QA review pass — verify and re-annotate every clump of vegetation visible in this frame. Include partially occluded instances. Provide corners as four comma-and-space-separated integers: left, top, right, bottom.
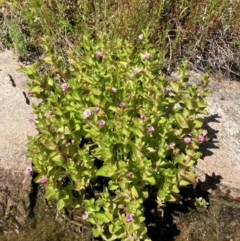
0, 0, 238, 240
20, 31, 210, 240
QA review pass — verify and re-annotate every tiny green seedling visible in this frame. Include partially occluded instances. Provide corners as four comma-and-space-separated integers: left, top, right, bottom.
195, 197, 209, 208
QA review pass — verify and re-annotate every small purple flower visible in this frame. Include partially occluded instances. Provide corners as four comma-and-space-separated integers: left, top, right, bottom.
140, 114, 145, 120
82, 211, 89, 220
197, 92, 202, 97
98, 119, 105, 126
138, 34, 144, 40
119, 102, 126, 109
144, 52, 150, 59
28, 92, 34, 97
41, 176, 48, 184
25, 166, 32, 174
111, 87, 117, 93
134, 67, 141, 74
184, 137, 191, 144
197, 134, 204, 142
126, 213, 133, 222
61, 83, 69, 91
95, 50, 102, 57
83, 109, 91, 118
147, 126, 155, 133
127, 172, 132, 177
168, 142, 175, 149
28, 118, 34, 124
128, 73, 134, 78
93, 107, 99, 113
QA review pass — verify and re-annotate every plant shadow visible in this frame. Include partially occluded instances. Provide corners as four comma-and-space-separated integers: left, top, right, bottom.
145, 171, 222, 241
196, 113, 221, 158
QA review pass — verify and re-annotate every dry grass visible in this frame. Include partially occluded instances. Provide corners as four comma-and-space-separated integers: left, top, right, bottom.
1, 0, 240, 79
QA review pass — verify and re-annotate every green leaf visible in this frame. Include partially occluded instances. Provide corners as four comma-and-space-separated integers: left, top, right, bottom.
95, 212, 111, 223
89, 87, 101, 95
179, 170, 196, 186
127, 222, 139, 234
29, 85, 44, 93
108, 106, 118, 112
87, 217, 96, 225
57, 199, 65, 210
89, 95, 100, 106
159, 117, 167, 124
50, 153, 63, 165
109, 223, 121, 234
108, 180, 119, 190
45, 189, 57, 199
118, 160, 127, 168
192, 119, 203, 128
129, 126, 143, 138
143, 175, 156, 185
131, 186, 139, 198
193, 151, 202, 159
197, 101, 208, 108
46, 76, 54, 86
93, 227, 104, 237
42, 141, 56, 151
183, 108, 190, 119
184, 98, 193, 110
175, 113, 188, 128
96, 164, 116, 178
170, 81, 179, 92
179, 178, 191, 186
105, 212, 113, 221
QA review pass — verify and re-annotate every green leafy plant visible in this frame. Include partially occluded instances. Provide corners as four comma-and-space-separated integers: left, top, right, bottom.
20, 31, 210, 240
195, 197, 209, 208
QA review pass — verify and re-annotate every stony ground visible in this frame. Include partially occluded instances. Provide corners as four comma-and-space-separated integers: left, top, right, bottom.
0, 50, 36, 231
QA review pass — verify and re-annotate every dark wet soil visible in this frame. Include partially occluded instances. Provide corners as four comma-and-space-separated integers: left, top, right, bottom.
146, 184, 240, 241
1, 182, 240, 241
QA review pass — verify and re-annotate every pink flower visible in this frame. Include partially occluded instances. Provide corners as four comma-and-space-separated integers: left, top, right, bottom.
138, 34, 144, 40
93, 107, 99, 113
144, 52, 150, 59
95, 50, 102, 57
25, 166, 32, 174
184, 137, 191, 144
126, 213, 133, 222
147, 126, 154, 133
197, 134, 204, 142
168, 142, 175, 149
197, 92, 202, 97
127, 172, 132, 177
41, 176, 48, 184
82, 211, 89, 220
140, 114, 145, 120
128, 73, 134, 78
134, 67, 141, 74
98, 119, 105, 126
61, 83, 68, 91
28, 118, 34, 124
119, 102, 126, 109
83, 109, 91, 118
28, 92, 34, 97
111, 87, 117, 93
